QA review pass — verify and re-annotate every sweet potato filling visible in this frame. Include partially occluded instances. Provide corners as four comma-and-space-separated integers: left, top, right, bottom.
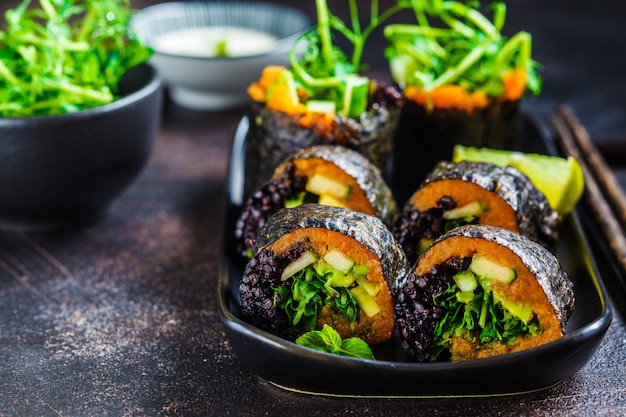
417, 235, 563, 360
275, 157, 376, 216
410, 178, 520, 233
267, 228, 395, 344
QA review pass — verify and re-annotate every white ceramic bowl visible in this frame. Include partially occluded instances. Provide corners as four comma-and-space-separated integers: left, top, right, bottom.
131, 1, 311, 111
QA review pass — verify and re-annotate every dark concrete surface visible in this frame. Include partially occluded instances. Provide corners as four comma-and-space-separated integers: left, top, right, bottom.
0, 1, 624, 415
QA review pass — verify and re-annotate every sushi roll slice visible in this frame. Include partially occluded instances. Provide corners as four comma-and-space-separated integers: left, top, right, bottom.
394, 224, 575, 362
239, 204, 409, 344
392, 161, 560, 265
235, 145, 398, 258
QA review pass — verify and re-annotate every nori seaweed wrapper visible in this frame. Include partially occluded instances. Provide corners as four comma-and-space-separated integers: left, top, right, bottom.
244, 84, 403, 198
234, 145, 398, 257
394, 224, 575, 361
393, 160, 560, 265
239, 204, 410, 341
392, 97, 520, 192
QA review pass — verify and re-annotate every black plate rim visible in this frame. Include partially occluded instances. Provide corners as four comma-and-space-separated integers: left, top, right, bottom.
218, 113, 613, 397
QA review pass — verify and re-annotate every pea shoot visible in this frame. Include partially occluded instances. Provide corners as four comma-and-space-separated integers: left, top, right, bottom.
384, 0, 542, 102
0, 0, 153, 117
288, 0, 404, 118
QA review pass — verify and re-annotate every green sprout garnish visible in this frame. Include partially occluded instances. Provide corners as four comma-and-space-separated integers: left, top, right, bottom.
384, 0, 542, 98
430, 269, 541, 361
0, 0, 153, 117
287, 0, 404, 117
272, 263, 361, 336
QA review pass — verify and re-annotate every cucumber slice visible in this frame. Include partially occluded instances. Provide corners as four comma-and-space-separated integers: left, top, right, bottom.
469, 254, 516, 284
453, 270, 478, 292
323, 249, 355, 273
306, 173, 350, 199
360, 280, 381, 297
351, 264, 370, 276
455, 291, 475, 304
281, 250, 318, 281
442, 200, 485, 220
342, 76, 369, 118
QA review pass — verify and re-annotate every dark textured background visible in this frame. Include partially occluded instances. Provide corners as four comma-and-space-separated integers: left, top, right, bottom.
0, 1, 625, 415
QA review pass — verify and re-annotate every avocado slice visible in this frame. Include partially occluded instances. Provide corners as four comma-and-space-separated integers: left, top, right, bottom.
306, 173, 350, 199
349, 285, 381, 317
442, 200, 485, 220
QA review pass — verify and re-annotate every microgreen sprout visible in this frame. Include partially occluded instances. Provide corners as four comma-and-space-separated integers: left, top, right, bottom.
384, 0, 542, 97
0, 0, 153, 117
288, 0, 404, 116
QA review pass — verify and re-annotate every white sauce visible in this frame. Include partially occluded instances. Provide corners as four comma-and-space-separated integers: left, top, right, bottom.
152, 27, 278, 58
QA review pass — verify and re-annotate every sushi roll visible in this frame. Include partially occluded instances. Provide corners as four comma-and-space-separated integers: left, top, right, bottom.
244, 82, 402, 197
243, 0, 405, 196
384, 1, 542, 185
394, 224, 575, 362
392, 161, 560, 265
235, 145, 398, 258
239, 204, 409, 344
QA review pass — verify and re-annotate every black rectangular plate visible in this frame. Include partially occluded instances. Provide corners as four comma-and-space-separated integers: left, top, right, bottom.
218, 113, 612, 397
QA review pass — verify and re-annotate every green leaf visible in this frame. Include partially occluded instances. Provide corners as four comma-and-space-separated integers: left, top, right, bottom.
294, 329, 327, 350
295, 325, 375, 360
321, 323, 343, 348
340, 337, 376, 360
431, 267, 542, 360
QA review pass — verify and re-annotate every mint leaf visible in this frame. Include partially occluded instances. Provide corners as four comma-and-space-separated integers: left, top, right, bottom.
340, 337, 375, 360
296, 324, 375, 360
321, 323, 343, 350
294, 330, 326, 350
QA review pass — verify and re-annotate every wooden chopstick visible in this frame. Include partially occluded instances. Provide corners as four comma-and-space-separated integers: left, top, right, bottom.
557, 105, 626, 229
550, 105, 626, 275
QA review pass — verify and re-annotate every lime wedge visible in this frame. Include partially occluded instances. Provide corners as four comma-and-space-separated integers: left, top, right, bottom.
452, 145, 585, 216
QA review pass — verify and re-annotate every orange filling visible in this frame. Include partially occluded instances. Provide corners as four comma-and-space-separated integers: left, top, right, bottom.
410, 179, 520, 233
273, 157, 376, 216
247, 65, 336, 135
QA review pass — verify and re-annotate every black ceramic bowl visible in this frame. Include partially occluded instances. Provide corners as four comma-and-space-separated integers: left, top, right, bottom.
0, 64, 163, 232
